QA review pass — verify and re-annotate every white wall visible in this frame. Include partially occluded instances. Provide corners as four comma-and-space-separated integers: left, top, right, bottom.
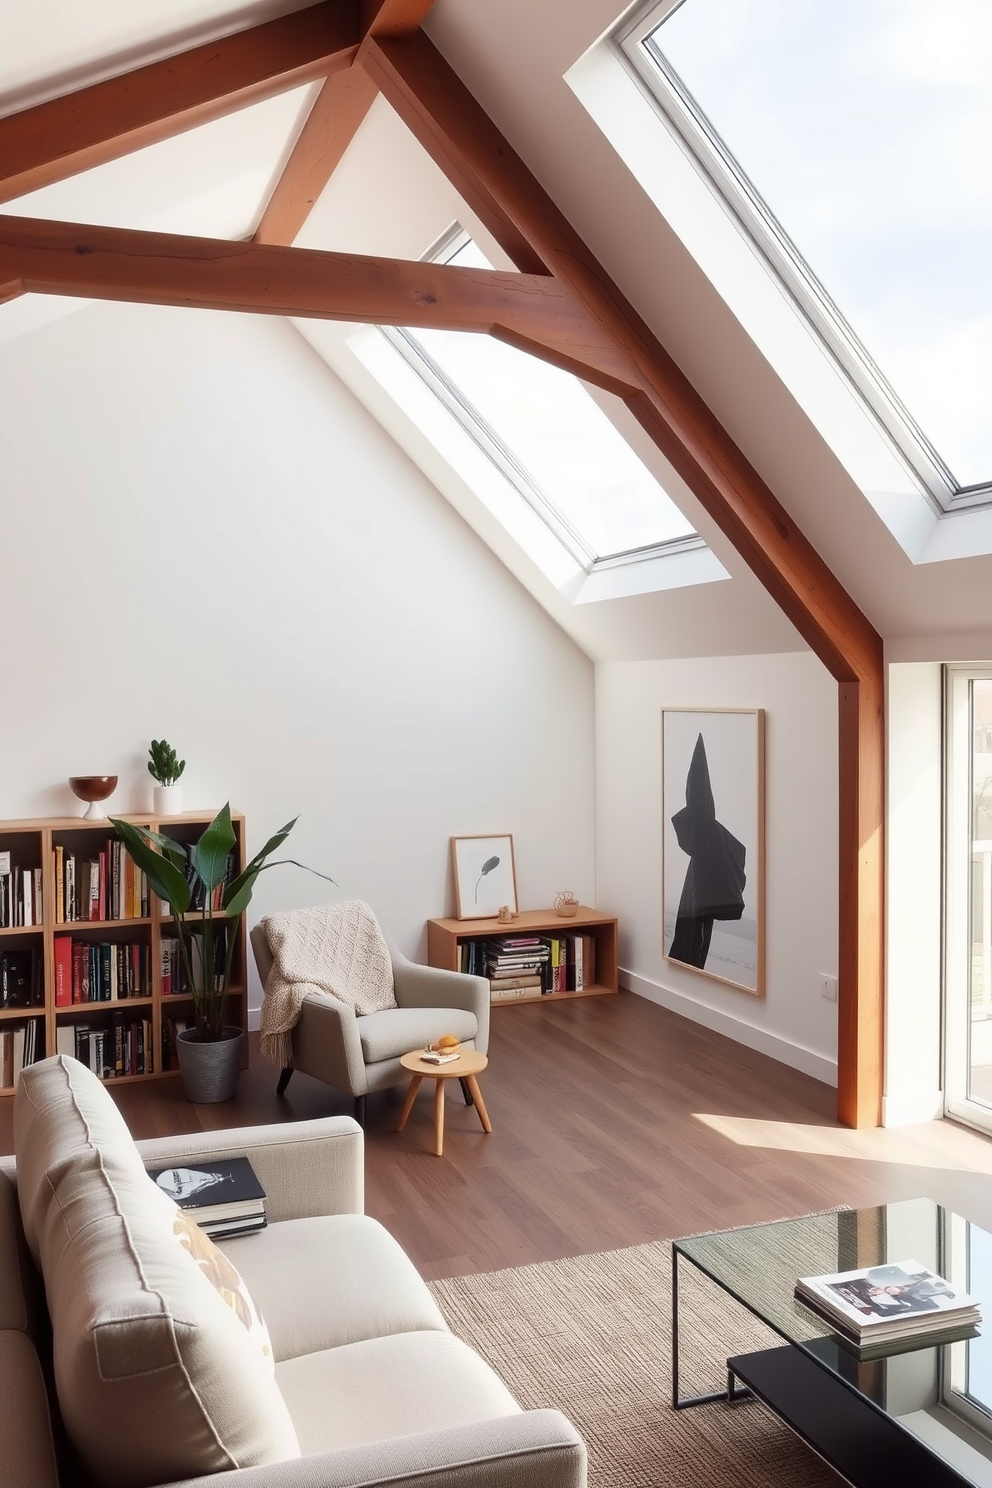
596, 652, 839, 1083
885, 662, 943, 1125
0, 300, 595, 1015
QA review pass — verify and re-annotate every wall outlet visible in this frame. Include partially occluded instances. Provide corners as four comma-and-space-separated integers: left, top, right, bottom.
819, 974, 838, 1002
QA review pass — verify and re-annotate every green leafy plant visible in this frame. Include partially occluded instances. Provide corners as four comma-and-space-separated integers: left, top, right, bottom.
148, 739, 186, 787
111, 805, 334, 1042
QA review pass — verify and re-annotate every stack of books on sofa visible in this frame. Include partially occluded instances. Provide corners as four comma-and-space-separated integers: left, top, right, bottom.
795, 1260, 980, 1356
148, 1156, 266, 1238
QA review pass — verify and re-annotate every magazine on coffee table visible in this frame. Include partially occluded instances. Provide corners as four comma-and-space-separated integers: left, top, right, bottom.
795, 1260, 980, 1343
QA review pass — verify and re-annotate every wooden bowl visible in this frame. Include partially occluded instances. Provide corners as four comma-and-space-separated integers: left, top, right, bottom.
68, 775, 118, 818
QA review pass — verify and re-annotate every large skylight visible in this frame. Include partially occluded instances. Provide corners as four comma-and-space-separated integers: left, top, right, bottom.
388, 235, 696, 566
630, 0, 992, 494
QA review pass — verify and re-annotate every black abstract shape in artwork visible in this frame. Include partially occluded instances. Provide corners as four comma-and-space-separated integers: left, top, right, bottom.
475, 855, 500, 903
669, 733, 746, 969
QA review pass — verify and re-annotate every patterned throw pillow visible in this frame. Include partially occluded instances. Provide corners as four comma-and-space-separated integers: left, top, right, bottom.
172, 1209, 274, 1372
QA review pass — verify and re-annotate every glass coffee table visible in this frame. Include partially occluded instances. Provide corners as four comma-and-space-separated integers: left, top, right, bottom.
673, 1198, 992, 1487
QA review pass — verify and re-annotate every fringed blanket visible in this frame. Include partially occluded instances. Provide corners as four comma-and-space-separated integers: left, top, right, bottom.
258, 901, 395, 1068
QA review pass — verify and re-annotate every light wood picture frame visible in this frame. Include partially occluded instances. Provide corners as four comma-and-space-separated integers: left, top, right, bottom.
451, 834, 518, 920
662, 708, 765, 996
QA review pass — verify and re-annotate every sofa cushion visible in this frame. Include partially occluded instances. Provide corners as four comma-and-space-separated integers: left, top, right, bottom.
276, 1330, 521, 1455
358, 1006, 478, 1063
17, 1057, 300, 1488
221, 1213, 447, 1360
0, 1330, 60, 1488
14, 1050, 136, 1264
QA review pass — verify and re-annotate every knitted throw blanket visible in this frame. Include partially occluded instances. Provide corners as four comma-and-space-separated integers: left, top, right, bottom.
258, 901, 396, 1068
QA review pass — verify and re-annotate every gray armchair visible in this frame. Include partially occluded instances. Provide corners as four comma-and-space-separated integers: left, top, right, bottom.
251, 923, 490, 1124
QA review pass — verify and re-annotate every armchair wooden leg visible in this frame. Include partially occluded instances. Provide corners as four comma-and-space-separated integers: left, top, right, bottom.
459, 1077, 474, 1107
354, 1094, 367, 1127
276, 1067, 294, 1096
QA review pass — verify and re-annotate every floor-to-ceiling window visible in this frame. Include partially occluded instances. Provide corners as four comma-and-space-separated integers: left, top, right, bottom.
945, 667, 992, 1132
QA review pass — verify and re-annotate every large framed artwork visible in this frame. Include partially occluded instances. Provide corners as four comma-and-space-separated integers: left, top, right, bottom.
662, 708, 765, 995
451, 834, 518, 920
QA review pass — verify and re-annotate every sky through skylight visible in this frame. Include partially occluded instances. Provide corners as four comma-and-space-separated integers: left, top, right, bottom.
402, 238, 695, 561
646, 0, 992, 489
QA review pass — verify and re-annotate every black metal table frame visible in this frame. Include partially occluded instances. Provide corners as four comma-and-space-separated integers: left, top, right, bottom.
670, 1237, 972, 1488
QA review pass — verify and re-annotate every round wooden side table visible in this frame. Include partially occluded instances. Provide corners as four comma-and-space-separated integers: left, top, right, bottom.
395, 1048, 492, 1157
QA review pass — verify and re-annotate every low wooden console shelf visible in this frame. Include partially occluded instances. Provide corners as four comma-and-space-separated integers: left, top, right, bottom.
0, 811, 247, 1095
427, 907, 618, 1006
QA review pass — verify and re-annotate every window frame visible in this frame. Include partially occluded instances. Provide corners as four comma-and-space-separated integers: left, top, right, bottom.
379, 222, 707, 576
614, 0, 992, 514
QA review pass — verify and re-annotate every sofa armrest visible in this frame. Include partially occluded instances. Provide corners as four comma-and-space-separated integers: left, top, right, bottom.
134, 1117, 363, 1223
392, 955, 491, 1056
161, 1410, 585, 1488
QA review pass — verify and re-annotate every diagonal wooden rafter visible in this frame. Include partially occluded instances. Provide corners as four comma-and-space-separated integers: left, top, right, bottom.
359, 32, 885, 1126
0, 216, 630, 378
253, 1, 437, 247
360, 1, 439, 39
253, 67, 378, 246
0, 1, 360, 206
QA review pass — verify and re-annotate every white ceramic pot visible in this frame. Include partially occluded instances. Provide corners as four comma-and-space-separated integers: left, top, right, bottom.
153, 783, 183, 816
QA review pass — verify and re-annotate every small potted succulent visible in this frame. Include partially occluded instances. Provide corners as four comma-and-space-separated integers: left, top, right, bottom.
148, 739, 185, 816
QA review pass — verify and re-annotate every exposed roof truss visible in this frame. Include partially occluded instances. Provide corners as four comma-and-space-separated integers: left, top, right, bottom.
0, 2, 885, 1127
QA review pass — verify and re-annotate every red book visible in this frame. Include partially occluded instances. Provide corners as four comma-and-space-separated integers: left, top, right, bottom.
54, 937, 72, 1007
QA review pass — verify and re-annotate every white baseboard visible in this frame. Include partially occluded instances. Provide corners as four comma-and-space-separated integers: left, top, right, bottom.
881, 1087, 943, 1127
622, 968, 838, 1087
247, 1006, 261, 1033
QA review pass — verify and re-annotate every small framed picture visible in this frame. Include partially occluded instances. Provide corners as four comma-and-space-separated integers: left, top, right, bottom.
451, 835, 518, 920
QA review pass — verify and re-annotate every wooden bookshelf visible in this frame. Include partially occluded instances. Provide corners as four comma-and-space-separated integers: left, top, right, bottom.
427, 907, 618, 1006
0, 811, 247, 1095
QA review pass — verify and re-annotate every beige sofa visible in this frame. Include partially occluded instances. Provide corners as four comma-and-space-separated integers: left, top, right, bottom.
0, 1056, 586, 1488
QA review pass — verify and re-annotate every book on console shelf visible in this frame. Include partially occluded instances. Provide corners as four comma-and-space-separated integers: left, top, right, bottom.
147, 1156, 266, 1239
795, 1260, 980, 1349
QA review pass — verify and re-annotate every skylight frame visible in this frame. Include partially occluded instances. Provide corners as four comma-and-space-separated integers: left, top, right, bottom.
378, 223, 706, 575
614, 0, 992, 515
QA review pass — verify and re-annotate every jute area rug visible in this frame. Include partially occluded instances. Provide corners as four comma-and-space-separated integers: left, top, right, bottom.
430, 1241, 841, 1488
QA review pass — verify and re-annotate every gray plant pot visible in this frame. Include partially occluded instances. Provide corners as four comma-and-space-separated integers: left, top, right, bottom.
176, 1027, 244, 1103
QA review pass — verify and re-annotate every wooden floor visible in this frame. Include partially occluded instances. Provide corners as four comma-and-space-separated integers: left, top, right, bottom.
6, 992, 992, 1282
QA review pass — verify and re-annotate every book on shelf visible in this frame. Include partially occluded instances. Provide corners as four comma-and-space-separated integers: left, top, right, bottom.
55, 936, 151, 1004
160, 924, 228, 995
148, 1156, 266, 1238
51, 838, 148, 924
0, 1019, 42, 1089
490, 983, 539, 1001
59, 1013, 153, 1080
0, 947, 44, 1008
795, 1260, 980, 1347
0, 853, 44, 928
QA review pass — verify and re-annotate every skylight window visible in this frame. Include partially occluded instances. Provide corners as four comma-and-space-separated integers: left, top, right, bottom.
622, 0, 992, 500
384, 233, 697, 568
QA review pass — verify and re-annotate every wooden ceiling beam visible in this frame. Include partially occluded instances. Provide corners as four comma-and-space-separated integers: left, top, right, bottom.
0, 2, 360, 205
360, 1, 439, 40
252, 0, 437, 248
253, 67, 378, 247
0, 216, 613, 357
362, 32, 884, 1127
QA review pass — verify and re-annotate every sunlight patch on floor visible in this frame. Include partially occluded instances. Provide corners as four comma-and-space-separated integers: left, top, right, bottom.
693, 1113, 992, 1172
